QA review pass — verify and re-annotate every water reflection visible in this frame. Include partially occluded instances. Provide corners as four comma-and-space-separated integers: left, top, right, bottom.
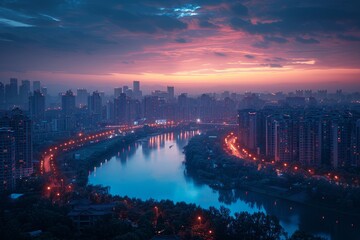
89, 131, 360, 240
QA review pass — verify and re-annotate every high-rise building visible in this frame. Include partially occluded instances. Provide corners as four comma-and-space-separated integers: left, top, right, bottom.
29, 91, 45, 121
106, 100, 114, 121
330, 113, 353, 168
238, 110, 258, 151
178, 93, 190, 121
114, 93, 127, 123
0, 128, 15, 193
61, 90, 76, 131
5, 78, 18, 105
33, 81, 41, 92
198, 94, 215, 122
133, 81, 140, 93
351, 119, 360, 167
62, 90, 76, 115
114, 87, 122, 98
266, 114, 294, 162
167, 86, 174, 100
123, 85, 129, 93
19, 80, 31, 107
133, 81, 142, 100
76, 88, 88, 108
41, 87, 47, 96
0, 81, 4, 109
88, 91, 102, 114
299, 116, 320, 165
143, 96, 160, 121
0, 109, 33, 178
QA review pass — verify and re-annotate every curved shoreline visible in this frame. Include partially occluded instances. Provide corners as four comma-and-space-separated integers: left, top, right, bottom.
61, 130, 360, 218
183, 133, 360, 218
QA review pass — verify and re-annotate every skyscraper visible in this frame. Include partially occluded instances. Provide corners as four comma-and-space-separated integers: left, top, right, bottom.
123, 85, 129, 93
29, 91, 45, 121
41, 87, 48, 96
88, 91, 102, 115
133, 81, 142, 100
19, 80, 31, 107
0, 81, 4, 109
114, 87, 122, 98
76, 88, 88, 108
33, 81, 41, 92
62, 90, 76, 115
143, 96, 160, 121
238, 110, 258, 151
0, 128, 15, 193
0, 109, 33, 178
133, 81, 140, 93
114, 93, 127, 123
167, 86, 174, 100
5, 78, 18, 105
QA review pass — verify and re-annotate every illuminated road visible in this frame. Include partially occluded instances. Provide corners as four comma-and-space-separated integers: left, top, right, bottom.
40, 122, 184, 199
223, 132, 359, 188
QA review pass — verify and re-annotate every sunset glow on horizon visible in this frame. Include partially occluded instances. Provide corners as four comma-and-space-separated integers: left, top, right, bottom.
0, 0, 359, 92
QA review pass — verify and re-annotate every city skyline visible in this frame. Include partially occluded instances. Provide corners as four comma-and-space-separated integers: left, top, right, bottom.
0, 2, 360, 239
0, 0, 359, 92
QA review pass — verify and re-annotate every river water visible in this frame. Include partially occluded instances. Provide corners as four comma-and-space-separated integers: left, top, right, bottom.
88, 131, 360, 240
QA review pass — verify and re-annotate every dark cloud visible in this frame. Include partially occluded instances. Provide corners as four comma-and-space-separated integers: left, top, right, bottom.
265, 57, 287, 62
261, 63, 283, 68
230, 2, 248, 16
0, 0, 359, 75
244, 54, 255, 59
109, 10, 187, 33
198, 20, 218, 29
295, 37, 320, 44
175, 38, 187, 43
230, 2, 360, 38
337, 34, 360, 42
264, 36, 288, 44
1, 0, 65, 11
214, 52, 227, 57
252, 41, 269, 49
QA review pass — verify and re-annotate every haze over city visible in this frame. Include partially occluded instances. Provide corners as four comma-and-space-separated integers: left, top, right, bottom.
1, 1, 360, 240
0, 0, 360, 93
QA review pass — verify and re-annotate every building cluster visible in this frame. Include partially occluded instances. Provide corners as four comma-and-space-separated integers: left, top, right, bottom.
1, 79, 238, 143
238, 107, 360, 168
0, 78, 46, 111
0, 109, 32, 193
1, 77, 359, 193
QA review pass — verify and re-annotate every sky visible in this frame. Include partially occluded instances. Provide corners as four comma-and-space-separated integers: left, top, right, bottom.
0, 0, 360, 93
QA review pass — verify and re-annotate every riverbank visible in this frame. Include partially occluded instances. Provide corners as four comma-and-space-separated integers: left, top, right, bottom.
184, 132, 360, 217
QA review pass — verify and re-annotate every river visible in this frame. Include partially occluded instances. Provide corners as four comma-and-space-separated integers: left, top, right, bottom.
88, 131, 360, 240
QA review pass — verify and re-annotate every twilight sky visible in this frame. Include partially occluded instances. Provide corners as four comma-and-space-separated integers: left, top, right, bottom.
0, 0, 360, 93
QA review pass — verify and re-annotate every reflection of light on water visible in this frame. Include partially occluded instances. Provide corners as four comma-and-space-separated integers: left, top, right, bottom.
90, 130, 356, 240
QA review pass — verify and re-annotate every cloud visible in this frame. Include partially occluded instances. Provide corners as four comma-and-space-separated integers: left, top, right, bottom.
244, 54, 255, 59
175, 38, 187, 43
295, 37, 320, 44
214, 52, 227, 57
264, 36, 288, 44
252, 41, 269, 49
229, 2, 360, 36
338, 34, 360, 42
261, 63, 283, 68
0, 0, 359, 77
230, 2, 248, 16
198, 20, 218, 28
0, 17, 33, 27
